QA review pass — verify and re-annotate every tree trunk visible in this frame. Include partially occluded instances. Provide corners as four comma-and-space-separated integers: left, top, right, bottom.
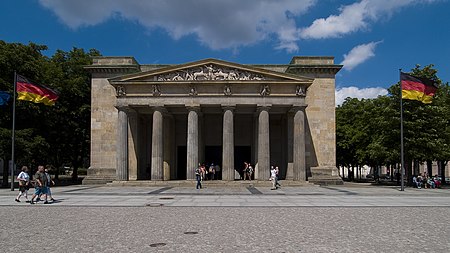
445, 161, 449, 184
426, 160, 432, 177
2, 160, 8, 188
351, 165, 355, 182
356, 165, 359, 180
413, 159, 420, 177
71, 155, 82, 182
405, 159, 413, 186
390, 164, 394, 182
438, 160, 447, 184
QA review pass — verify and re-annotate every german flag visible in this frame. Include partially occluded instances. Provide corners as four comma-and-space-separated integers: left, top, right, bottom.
401, 72, 438, 104
16, 75, 59, 106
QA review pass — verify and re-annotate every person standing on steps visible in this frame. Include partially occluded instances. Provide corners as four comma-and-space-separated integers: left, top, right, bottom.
195, 165, 202, 189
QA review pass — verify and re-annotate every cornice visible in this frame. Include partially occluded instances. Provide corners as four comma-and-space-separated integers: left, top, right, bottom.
286, 65, 343, 75
84, 65, 141, 74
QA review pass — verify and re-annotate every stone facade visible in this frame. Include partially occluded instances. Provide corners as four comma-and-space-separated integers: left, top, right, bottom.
83, 57, 342, 185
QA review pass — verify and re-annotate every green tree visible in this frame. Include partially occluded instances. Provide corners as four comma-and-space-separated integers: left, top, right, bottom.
0, 40, 100, 185
0, 41, 51, 185
45, 48, 100, 181
336, 64, 449, 185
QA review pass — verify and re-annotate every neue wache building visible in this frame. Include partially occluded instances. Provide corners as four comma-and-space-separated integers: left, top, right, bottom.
83, 56, 343, 185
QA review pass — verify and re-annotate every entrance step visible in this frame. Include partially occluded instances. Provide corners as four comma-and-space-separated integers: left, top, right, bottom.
107, 180, 314, 187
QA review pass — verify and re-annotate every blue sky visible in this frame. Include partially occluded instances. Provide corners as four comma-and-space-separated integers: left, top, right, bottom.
1, 0, 449, 105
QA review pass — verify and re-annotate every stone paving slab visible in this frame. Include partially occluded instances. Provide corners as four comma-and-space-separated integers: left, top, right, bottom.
1, 206, 449, 253
1, 184, 450, 207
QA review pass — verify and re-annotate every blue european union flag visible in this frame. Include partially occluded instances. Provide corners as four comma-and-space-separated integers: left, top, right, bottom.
0, 91, 11, 106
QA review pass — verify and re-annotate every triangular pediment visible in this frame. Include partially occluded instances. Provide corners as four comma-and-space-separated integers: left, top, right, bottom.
109, 58, 313, 83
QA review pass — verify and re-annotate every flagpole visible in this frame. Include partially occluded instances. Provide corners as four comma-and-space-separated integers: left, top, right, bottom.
10, 71, 17, 191
400, 69, 405, 191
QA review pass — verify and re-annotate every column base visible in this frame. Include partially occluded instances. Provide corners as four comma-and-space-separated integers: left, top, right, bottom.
308, 166, 344, 186
82, 167, 116, 185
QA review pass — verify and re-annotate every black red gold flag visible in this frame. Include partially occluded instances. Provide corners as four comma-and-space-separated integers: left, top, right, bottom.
401, 72, 438, 104
16, 75, 59, 106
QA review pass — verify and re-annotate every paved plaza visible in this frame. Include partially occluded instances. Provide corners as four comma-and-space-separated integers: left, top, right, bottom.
1, 183, 449, 252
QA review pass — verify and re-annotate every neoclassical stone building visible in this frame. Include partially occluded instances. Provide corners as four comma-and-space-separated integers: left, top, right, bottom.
83, 56, 342, 184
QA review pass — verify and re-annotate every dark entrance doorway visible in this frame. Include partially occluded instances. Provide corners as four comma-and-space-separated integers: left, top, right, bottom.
234, 146, 251, 180
204, 146, 222, 180
177, 146, 187, 180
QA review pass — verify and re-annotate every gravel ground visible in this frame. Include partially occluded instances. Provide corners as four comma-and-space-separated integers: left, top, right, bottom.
1, 206, 449, 253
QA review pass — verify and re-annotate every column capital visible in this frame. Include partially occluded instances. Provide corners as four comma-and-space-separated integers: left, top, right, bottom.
222, 105, 235, 112
288, 105, 307, 114
186, 105, 201, 112
256, 105, 271, 114
186, 106, 202, 117
115, 105, 136, 114
150, 106, 168, 114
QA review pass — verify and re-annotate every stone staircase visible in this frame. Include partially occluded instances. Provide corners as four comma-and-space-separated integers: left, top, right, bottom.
107, 180, 314, 187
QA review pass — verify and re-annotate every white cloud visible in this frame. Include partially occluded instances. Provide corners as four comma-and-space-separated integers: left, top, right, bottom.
335, 86, 388, 106
300, 0, 437, 39
341, 41, 382, 70
38, 0, 438, 51
38, 0, 315, 51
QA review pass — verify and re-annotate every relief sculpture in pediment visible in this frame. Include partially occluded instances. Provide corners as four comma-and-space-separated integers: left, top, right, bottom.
155, 64, 266, 81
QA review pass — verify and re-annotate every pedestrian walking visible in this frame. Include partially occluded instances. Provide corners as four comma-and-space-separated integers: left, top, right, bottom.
30, 165, 48, 204
195, 165, 202, 189
275, 166, 281, 188
270, 166, 278, 190
44, 167, 55, 201
247, 163, 254, 181
200, 163, 206, 181
15, 166, 30, 202
243, 162, 249, 180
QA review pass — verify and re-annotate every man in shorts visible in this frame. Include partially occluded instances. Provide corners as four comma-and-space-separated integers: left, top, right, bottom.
15, 166, 30, 202
30, 165, 48, 204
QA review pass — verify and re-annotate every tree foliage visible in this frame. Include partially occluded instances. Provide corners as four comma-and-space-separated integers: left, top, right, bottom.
337, 64, 450, 182
0, 40, 100, 183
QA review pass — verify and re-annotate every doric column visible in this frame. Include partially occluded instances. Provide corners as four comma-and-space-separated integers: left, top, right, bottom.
256, 106, 270, 180
186, 107, 200, 180
222, 107, 234, 181
116, 107, 129, 181
128, 109, 138, 181
286, 112, 294, 180
163, 114, 174, 181
198, 114, 204, 168
151, 107, 164, 180
293, 108, 306, 181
